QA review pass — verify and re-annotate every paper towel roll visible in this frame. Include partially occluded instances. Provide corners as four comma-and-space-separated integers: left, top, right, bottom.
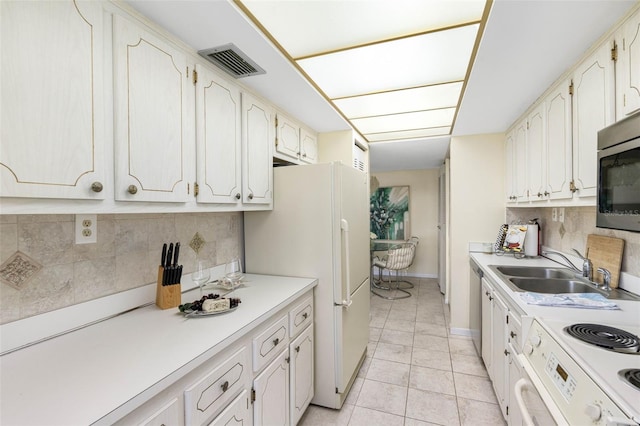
525, 224, 539, 257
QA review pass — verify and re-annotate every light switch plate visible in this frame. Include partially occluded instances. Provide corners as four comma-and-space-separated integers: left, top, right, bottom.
552, 208, 558, 222
558, 208, 565, 223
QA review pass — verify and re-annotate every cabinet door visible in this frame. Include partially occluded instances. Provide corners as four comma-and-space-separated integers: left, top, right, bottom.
617, 9, 640, 117
300, 129, 318, 164
275, 113, 301, 162
290, 325, 314, 425
572, 41, 615, 198
507, 346, 524, 426
491, 290, 508, 418
113, 15, 191, 202
1, 0, 106, 200
504, 131, 516, 202
208, 390, 252, 426
195, 64, 242, 205
253, 348, 289, 426
480, 278, 493, 376
513, 121, 528, 202
545, 81, 573, 200
526, 105, 545, 201
241, 93, 273, 205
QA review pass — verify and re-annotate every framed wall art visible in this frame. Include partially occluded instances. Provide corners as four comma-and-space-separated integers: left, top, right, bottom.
370, 186, 410, 240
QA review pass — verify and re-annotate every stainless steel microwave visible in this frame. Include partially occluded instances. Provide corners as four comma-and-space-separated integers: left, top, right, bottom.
596, 110, 640, 233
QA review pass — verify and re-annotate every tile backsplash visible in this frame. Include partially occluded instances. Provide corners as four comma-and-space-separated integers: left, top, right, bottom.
0, 213, 243, 324
507, 206, 640, 278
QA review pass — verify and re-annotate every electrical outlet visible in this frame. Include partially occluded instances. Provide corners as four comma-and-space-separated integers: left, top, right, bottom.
558, 208, 565, 223
552, 208, 558, 222
75, 214, 97, 244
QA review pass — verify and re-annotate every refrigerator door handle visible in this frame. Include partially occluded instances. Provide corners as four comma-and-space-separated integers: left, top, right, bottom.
335, 219, 352, 309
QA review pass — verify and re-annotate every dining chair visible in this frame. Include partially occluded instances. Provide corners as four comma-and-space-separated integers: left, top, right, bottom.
371, 242, 415, 299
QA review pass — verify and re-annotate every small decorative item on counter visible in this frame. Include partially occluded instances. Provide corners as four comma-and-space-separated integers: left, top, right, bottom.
502, 225, 527, 252
156, 241, 183, 309
179, 293, 242, 317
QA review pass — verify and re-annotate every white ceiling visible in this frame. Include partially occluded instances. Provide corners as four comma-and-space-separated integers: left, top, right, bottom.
126, 0, 637, 172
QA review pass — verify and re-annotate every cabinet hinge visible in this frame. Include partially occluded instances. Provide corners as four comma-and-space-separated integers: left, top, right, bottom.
187, 183, 190, 195
275, 137, 279, 147
611, 42, 618, 62
506, 314, 509, 324
251, 388, 256, 403
568, 80, 574, 96
275, 116, 278, 127
193, 69, 198, 85
506, 405, 509, 416
194, 182, 199, 197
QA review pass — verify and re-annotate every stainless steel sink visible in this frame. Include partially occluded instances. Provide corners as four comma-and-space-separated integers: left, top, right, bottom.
508, 278, 600, 294
495, 266, 576, 279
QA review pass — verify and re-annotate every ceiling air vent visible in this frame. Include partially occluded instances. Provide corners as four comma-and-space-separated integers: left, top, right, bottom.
198, 44, 265, 78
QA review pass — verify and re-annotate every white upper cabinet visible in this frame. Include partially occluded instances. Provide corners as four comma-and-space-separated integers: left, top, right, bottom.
1, 0, 106, 200
113, 14, 192, 202
299, 128, 318, 164
513, 120, 528, 202
242, 93, 273, 205
545, 80, 573, 201
616, 7, 640, 117
195, 63, 242, 205
526, 104, 545, 201
504, 131, 516, 202
275, 113, 301, 163
572, 41, 616, 198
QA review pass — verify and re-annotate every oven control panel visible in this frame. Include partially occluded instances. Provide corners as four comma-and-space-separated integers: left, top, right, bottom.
545, 353, 577, 401
522, 320, 633, 425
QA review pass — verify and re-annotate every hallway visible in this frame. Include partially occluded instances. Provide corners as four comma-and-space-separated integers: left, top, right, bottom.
299, 278, 505, 426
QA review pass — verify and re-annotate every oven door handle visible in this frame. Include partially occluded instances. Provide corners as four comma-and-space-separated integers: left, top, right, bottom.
514, 378, 536, 426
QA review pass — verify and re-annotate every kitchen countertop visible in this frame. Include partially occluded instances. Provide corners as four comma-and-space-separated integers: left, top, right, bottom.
471, 253, 640, 326
0, 274, 317, 426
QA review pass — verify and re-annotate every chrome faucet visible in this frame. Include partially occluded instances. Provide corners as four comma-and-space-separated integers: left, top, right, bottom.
572, 249, 593, 282
541, 250, 582, 273
597, 267, 612, 291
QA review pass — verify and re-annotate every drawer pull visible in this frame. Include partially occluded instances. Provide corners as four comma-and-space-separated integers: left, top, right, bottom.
295, 346, 300, 353
302, 312, 308, 320
221, 380, 229, 392
273, 337, 280, 346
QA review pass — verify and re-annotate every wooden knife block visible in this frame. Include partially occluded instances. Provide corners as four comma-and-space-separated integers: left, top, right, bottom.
156, 266, 181, 309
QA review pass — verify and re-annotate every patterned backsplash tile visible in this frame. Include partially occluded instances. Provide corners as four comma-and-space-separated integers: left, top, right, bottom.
0, 212, 243, 325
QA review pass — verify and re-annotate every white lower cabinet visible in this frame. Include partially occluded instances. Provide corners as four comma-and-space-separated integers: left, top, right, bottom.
208, 390, 252, 426
253, 348, 290, 426
290, 325, 314, 425
139, 398, 181, 426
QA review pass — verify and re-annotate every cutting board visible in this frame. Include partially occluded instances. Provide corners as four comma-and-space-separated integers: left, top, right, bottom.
586, 234, 625, 288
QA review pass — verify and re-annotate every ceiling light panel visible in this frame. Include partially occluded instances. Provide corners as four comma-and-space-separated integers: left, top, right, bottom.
297, 24, 479, 99
334, 81, 463, 118
365, 127, 452, 142
351, 108, 456, 134
240, 0, 486, 58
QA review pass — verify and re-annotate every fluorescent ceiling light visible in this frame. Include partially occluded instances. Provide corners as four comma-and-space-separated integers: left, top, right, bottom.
238, 0, 488, 144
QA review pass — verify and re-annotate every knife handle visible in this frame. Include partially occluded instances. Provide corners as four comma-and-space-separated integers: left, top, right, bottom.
161, 243, 167, 267
173, 242, 180, 266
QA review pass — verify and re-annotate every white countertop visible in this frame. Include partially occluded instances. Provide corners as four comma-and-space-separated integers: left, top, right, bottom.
0, 274, 317, 426
470, 253, 640, 326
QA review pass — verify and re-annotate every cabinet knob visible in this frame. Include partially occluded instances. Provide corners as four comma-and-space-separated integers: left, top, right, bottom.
489, 295, 493, 301
302, 153, 307, 158
302, 312, 308, 320
248, 193, 254, 200
504, 349, 510, 356
537, 192, 542, 197
91, 182, 103, 193
485, 291, 490, 296
235, 193, 241, 200
221, 380, 229, 392
295, 346, 300, 353
127, 185, 138, 195
273, 337, 280, 346
510, 331, 517, 339
544, 191, 550, 196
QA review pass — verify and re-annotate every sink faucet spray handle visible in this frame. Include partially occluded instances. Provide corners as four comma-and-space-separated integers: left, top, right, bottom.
597, 267, 612, 291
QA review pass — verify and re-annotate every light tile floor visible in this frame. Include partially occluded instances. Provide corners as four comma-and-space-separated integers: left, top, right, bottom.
299, 278, 506, 426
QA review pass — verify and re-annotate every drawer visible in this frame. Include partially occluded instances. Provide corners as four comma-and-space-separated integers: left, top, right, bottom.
253, 314, 288, 372
208, 389, 252, 426
289, 296, 313, 338
184, 346, 249, 426
138, 397, 180, 426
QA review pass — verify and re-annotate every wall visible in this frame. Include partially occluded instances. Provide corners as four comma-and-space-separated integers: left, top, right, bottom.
0, 212, 243, 325
507, 206, 640, 278
371, 169, 439, 277
449, 134, 505, 333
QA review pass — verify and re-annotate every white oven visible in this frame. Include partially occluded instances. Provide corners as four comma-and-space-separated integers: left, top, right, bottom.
517, 318, 639, 426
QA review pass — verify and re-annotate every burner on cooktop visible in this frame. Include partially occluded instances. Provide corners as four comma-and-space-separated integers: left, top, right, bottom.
564, 323, 640, 354
619, 369, 640, 390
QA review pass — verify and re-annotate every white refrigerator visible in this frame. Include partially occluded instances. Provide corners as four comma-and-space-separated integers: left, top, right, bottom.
244, 162, 370, 409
